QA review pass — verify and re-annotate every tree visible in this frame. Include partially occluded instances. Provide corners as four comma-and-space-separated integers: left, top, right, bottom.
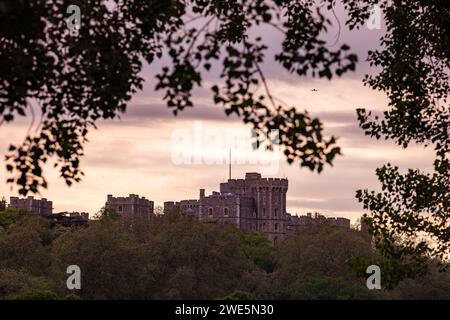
136, 215, 256, 299
51, 217, 148, 299
92, 206, 119, 220
240, 231, 274, 272
384, 263, 450, 300
265, 225, 376, 299
2, 2, 447, 286
9, 289, 58, 300
50, 214, 258, 299
221, 290, 253, 300
1, 211, 449, 299
154, 205, 164, 216
275, 276, 375, 300
0, 214, 53, 275
0, 268, 55, 298
274, 225, 374, 283
0, 197, 6, 211
1, 0, 378, 195
355, 0, 449, 285
0, 208, 32, 229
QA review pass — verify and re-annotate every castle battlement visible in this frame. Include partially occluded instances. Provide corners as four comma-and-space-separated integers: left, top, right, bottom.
106, 194, 154, 216
162, 172, 349, 245
254, 178, 288, 188
107, 195, 150, 205
223, 179, 246, 185
9, 196, 53, 216
222, 176, 288, 190
179, 173, 290, 244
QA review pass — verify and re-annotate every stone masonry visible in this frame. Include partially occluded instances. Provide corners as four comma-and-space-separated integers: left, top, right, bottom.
106, 194, 154, 217
9, 196, 53, 216
165, 172, 349, 244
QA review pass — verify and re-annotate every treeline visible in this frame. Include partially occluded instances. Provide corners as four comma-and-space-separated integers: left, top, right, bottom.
0, 209, 449, 300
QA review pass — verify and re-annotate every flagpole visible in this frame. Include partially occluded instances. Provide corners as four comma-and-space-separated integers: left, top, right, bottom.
228, 148, 231, 180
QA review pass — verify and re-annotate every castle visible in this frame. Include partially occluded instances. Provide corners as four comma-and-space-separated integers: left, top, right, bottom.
164, 172, 350, 244
9, 196, 53, 216
5, 172, 350, 242
105, 194, 154, 218
8, 196, 88, 226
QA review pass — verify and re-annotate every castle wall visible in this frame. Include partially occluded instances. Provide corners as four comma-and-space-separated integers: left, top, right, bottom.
199, 194, 246, 227
106, 194, 154, 217
177, 199, 199, 217
163, 201, 175, 214
285, 213, 351, 235
9, 196, 53, 216
219, 172, 288, 243
166, 173, 350, 245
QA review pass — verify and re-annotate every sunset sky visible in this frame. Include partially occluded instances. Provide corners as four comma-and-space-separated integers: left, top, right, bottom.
0, 4, 435, 222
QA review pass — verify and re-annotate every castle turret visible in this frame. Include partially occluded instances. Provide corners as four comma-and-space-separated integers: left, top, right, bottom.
218, 172, 288, 244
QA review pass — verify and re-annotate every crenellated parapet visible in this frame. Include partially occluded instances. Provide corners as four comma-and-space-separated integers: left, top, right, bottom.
106, 194, 154, 215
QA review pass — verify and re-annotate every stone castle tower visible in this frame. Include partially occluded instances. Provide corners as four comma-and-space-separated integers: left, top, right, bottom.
164, 172, 349, 244
164, 172, 288, 244
219, 172, 288, 244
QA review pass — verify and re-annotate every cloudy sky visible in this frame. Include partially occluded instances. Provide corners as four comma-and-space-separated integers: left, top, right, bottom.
0, 3, 435, 222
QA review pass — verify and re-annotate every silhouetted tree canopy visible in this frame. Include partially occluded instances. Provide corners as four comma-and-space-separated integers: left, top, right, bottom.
0, 1, 448, 287
2, 209, 450, 299
355, 0, 449, 284
1, 0, 386, 194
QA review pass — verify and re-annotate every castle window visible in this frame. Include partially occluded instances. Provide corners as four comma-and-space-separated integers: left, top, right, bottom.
263, 207, 266, 217
118, 206, 123, 212
274, 208, 278, 217
208, 207, 213, 217
224, 207, 229, 217
275, 223, 278, 231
